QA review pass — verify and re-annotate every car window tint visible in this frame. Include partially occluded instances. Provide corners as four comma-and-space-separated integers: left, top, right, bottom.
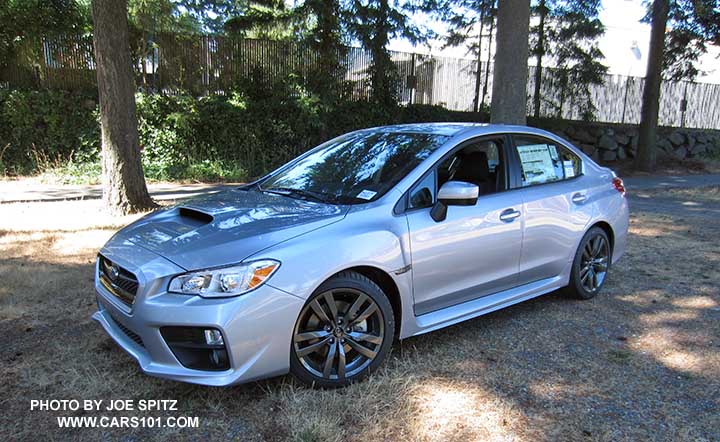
409, 170, 435, 209
437, 138, 505, 195
515, 136, 581, 187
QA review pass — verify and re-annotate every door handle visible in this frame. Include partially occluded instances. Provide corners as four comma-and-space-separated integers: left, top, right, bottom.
572, 193, 587, 204
499, 208, 521, 222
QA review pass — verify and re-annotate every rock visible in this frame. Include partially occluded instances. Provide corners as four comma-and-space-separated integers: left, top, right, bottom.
686, 134, 696, 150
591, 127, 605, 137
657, 138, 674, 153
669, 131, 685, 146
598, 134, 618, 150
574, 128, 596, 144
617, 147, 627, 160
696, 133, 709, 144
673, 146, 688, 159
580, 144, 596, 156
615, 133, 630, 145
601, 150, 617, 162
656, 148, 674, 161
631, 135, 639, 151
693, 143, 708, 155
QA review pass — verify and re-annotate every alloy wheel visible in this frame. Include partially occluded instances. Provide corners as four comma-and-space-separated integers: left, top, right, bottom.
579, 234, 609, 292
293, 288, 384, 380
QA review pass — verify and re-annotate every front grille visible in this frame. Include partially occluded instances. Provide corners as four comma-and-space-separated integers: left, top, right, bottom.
109, 314, 144, 348
98, 255, 138, 305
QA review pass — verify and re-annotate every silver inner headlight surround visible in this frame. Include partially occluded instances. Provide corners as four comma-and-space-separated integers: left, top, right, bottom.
168, 259, 280, 298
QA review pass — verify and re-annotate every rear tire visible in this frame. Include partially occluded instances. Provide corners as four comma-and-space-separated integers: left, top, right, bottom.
290, 271, 395, 388
564, 227, 612, 300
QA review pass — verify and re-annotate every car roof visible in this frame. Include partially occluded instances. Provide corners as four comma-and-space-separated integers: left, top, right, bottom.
368, 122, 552, 138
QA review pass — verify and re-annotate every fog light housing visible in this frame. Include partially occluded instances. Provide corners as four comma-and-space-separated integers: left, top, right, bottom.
204, 329, 224, 346
160, 327, 230, 371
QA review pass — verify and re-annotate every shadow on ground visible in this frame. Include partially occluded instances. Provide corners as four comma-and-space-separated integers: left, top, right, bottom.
0, 189, 718, 441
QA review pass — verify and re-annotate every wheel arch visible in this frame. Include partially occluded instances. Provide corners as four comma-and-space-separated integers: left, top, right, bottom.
589, 220, 615, 257
330, 265, 403, 338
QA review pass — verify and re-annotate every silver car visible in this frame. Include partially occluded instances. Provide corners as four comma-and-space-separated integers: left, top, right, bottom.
93, 123, 629, 388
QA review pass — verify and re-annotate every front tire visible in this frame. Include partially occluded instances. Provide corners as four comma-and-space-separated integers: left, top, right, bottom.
564, 227, 611, 300
290, 271, 395, 388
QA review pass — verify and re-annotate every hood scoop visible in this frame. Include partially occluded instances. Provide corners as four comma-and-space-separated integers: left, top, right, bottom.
177, 207, 214, 226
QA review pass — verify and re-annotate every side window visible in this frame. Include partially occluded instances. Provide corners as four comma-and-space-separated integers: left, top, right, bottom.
438, 138, 506, 195
409, 170, 435, 209
514, 136, 582, 187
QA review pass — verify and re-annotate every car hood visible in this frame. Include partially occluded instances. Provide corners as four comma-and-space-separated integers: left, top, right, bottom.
110, 189, 348, 270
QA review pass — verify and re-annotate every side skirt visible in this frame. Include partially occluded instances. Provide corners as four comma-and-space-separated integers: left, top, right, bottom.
405, 275, 565, 338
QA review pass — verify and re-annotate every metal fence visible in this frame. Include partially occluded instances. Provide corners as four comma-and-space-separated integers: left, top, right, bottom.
2, 34, 719, 129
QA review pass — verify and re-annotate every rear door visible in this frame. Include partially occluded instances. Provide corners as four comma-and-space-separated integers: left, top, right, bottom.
405, 136, 524, 315
508, 134, 595, 285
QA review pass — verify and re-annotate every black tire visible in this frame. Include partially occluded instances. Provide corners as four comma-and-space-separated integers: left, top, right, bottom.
564, 226, 612, 300
290, 271, 395, 388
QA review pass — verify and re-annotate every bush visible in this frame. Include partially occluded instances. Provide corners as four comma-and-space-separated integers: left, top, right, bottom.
0, 89, 99, 175
0, 82, 488, 181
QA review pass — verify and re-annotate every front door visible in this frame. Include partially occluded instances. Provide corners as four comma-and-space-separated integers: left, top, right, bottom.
406, 136, 524, 316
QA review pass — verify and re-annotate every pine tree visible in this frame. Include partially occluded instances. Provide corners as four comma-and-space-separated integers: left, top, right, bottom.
490, 0, 530, 124
298, 0, 348, 105
92, 0, 156, 214
346, 0, 423, 108
661, 0, 720, 80
530, 0, 607, 120
635, 0, 719, 171
418, 0, 496, 112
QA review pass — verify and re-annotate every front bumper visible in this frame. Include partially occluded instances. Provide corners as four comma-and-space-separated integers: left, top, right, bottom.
92, 245, 304, 386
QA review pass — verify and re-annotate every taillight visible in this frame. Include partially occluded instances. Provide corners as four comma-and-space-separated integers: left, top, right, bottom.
612, 177, 626, 195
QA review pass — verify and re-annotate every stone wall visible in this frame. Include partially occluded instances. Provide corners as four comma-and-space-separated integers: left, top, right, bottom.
532, 119, 720, 163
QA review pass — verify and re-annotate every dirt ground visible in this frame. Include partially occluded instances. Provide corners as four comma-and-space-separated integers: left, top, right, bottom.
0, 188, 718, 442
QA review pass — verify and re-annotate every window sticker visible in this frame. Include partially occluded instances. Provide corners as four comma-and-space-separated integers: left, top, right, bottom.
356, 189, 377, 200
563, 160, 576, 178
517, 144, 557, 185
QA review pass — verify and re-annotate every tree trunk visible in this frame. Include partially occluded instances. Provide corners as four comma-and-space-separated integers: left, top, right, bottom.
92, 0, 155, 215
635, 0, 669, 172
472, 8, 486, 113
480, 14, 494, 112
490, 0, 531, 124
532, 0, 546, 119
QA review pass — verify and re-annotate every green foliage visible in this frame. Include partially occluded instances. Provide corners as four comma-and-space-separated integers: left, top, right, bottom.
530, 0, 607, 120
346, 0, 427, 107
0, 82, 490, 181
0, 0, 90, 76
0, 89, 99, 175
661, 0, 720, 80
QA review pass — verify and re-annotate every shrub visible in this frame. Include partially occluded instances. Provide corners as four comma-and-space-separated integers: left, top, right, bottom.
0, 89, 99, 175
0, 81, 488, 181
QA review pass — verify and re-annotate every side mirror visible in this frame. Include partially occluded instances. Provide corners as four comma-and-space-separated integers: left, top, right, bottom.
430, 181, 479, 222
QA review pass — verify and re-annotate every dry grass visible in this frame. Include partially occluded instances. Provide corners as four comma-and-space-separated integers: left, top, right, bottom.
1, 190, 719, 441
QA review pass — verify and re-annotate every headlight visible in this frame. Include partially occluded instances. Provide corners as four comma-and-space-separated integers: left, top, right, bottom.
168, 260, 280, 298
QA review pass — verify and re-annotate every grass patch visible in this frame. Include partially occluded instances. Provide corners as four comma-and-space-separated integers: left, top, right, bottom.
0, 187, 719, 441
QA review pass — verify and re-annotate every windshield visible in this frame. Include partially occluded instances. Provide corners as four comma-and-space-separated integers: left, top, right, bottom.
259, 131, 449, 204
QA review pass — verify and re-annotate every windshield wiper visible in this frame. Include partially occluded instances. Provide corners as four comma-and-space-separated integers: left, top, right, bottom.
261, 186, 337, 204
